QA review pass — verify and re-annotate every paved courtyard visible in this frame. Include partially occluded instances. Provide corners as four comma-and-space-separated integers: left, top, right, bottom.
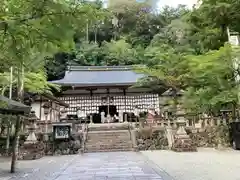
1, 149, 239, 180
142, 148, 240, 180
0, 152, 173, 180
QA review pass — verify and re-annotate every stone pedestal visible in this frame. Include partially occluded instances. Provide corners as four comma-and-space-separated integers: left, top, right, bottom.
90, 115, 93, 124
19, 142, 45, 160
172, 107, 197, 152
20, 112, 44, 160
165, 126, 174, 149
106, 114, 111, 123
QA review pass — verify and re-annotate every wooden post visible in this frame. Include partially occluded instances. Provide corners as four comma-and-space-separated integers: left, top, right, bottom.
123, 88, 126, 112
11, 64, 24, 173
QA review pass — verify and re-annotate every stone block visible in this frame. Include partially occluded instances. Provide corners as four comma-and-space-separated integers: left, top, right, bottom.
172, 137, 197, 152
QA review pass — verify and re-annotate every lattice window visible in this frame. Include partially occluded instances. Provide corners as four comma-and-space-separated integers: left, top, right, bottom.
59, 93, 160, 115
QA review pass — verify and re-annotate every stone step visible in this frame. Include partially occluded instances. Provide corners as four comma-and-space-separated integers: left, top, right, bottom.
87, 133, 130, 136
88, 123, 129, 131
87, 130, 130, 134
86, 141, 132, 144
85, 143, 132, 147
87, 137, 130, 141
87, 135, 130, 138
84, 148, 132, 153
84, 129, 132, 153
85, 144, 132, 148
85, 146, 132, 150
85, 141, 132, 145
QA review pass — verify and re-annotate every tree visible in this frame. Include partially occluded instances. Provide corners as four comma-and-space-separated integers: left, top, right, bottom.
0, 0, 104, 172
102, 39, 140, 65
73, 41, 105, 65
183, 44, 239, 115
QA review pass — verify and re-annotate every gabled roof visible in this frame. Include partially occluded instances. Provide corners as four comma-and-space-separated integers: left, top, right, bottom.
0, 96, 31, 115
50, 66, 144, 87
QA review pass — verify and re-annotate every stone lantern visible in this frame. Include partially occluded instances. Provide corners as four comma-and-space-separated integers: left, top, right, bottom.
60, 108, 68, 122
146, 105, 155, 124
175, 106, 188, 138
42, 102, 51, 141
172, 105, 197, 152
25, 111, 38, 144
20, 111, 44, 160
220, 109, 231, 125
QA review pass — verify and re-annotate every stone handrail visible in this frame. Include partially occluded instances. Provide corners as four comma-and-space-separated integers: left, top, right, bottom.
81, 123, 88, 153
128, 123, 138, 151
136, 117, 230, 130
19, 116, 231, 137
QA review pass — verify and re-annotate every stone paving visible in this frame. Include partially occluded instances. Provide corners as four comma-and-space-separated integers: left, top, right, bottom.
142, 148, 240, 180
0, 152, 173, 180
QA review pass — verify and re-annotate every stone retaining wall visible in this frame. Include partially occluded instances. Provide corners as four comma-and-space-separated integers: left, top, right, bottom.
134, 124, 230, 151
135, 127, 168, 151
187, 125, 230, 148
44, 133, 83, 156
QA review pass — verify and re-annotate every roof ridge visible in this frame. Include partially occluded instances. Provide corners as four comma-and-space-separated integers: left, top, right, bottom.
67, 65, 134, 71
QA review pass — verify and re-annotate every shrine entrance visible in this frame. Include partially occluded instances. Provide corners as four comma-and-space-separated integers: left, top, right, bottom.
98, 105, 117, 117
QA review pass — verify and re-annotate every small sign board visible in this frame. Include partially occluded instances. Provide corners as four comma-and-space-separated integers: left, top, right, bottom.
53, 123, 72, 140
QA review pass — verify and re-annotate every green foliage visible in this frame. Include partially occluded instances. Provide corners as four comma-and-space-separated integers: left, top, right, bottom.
183, 44, 238, 114
74, 41, 105, 65
0, 0, 106, 97
102, 39, 139, 65
2, 0, 240, 117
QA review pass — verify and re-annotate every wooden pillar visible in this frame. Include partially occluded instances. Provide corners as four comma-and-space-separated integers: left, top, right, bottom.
123, 88, 126, 112
86, 88, 96, 123
90, 89, 93, 114
107, 88, 110, 116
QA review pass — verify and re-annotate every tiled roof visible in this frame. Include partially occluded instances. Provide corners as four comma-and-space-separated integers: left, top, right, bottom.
0, 96, 31, 115
50, 66, 144, 87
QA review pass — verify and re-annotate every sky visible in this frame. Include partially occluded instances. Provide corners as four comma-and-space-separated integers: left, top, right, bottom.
157, 0, 198, 8
102, 0, 198, 9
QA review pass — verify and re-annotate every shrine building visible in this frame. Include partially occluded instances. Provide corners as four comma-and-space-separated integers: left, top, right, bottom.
51, 65, 161, 123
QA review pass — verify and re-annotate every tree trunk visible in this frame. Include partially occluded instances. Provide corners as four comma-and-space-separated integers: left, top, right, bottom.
10, 116, 21, 173
6, 119, 11, 155
10, 64, 24, 173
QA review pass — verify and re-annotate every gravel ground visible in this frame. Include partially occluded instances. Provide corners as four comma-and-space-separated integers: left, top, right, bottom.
141, 148, 240, 180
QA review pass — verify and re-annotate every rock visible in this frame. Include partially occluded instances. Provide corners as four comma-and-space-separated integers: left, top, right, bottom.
145, 139, 152, 148
62, 150, 67, 155
149, 144, 156, 150
138, 144, 145, 150
78, 148, 83, 154
54, 149, 61, 156
66, 148, 70, 154
73, 140, 81, 149
47, 151, 52, 156
137, 139, 144, 144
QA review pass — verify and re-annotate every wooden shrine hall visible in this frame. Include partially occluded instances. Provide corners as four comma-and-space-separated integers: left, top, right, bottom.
50, 65, 160, 123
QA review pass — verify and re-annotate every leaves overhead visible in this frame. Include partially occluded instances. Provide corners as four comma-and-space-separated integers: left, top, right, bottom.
1, 0, 240, 115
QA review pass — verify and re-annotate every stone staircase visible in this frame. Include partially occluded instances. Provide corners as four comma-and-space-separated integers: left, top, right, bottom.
84, 123, 133, 153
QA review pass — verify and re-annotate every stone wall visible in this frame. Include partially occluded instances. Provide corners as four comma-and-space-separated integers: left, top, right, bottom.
44, 133, 83, 156
18, 141, 45, 160
187, 125, 230, 148
135, 127, 168, 151
0, 135, 26, 156
134, 123, 230, 151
